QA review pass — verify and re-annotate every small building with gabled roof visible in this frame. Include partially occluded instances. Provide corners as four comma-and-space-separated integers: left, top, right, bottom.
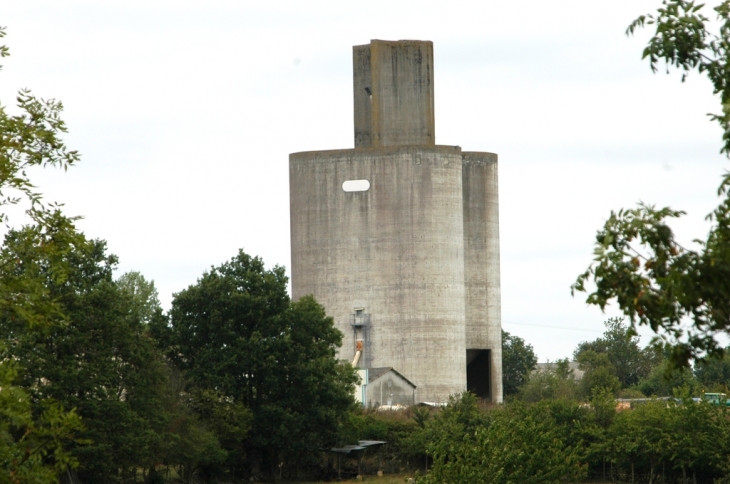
355, 367, 416, 408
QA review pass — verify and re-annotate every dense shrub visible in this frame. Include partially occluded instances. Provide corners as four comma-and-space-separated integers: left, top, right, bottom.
418, 396, 586, 484
337, 392, 730, 484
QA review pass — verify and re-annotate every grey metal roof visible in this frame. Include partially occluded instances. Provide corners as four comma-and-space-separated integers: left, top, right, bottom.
367, 367, 392, 382
328, 446, 366, 454
367, 367, 417, 388
359, 440, 387, 447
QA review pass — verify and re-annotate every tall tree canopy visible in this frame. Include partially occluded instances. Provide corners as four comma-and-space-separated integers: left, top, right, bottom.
117, 270, 161, 325
502, 330, 538, 396
0, 26, 87, 483
0, 230, 172, 482
573, 0, 730, 368
573, 318, 660, 389
694, 345, 730, 389
153, 250, 358, 478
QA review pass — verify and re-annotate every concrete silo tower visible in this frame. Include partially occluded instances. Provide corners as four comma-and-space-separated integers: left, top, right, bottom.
289, 40, 502, 404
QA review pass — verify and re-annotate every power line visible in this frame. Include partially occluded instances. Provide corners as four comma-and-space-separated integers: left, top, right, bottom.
502, 321, 602, 333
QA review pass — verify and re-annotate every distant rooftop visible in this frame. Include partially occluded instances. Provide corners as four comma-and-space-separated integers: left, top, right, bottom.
534, 361, 585, 380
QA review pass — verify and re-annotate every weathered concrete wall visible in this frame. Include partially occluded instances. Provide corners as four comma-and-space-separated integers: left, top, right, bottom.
290, 145, 466, 402
462, 152, 503, 403
353, 45, 372, 147
353, 40, 435, 147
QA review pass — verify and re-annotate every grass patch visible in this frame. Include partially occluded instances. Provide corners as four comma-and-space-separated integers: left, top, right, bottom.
300, 474, 414, 483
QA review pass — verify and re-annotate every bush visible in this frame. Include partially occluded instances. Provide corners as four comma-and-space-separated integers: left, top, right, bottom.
518, 359, 579, 402
339, 407, 422, 474
419, 398, 586, 484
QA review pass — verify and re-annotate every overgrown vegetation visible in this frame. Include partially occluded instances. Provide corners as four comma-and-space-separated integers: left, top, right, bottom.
337, 391, 730, 484
504, 318, 713, 403
337, 318, 730, 482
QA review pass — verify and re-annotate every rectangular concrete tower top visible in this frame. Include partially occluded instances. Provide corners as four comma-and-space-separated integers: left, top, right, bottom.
353, 40, 435, 148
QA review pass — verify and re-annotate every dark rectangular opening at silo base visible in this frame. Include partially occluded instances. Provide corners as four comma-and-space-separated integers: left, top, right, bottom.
466, 349, 491, 399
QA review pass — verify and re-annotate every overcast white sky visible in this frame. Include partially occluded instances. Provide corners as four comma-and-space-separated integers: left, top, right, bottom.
3, 0, 727, 362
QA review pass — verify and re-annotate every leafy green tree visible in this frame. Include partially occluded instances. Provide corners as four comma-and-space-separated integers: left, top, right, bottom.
340, 408, 423, 473
581, 388, 617, 480
162, 414, 225, 484
117, 271, 161, 325
627, 0, 730, 156
400, 393, 488, 476
156, 369, 229, 483
573, 1, 730, 368
636, 358, 700, 397
0, 230, 171, 481
607, 396, 727, 482
0, 29, 79, 227
155, 250, 358, 477
184, 388, 251, 478
608, 400, 667, 483
0, 26, 88, 484
0, 355, 84, 484
518, 358, 578, 402
0, 25, 83, 333
575, 350, 621, 397
695, 345, 730, 390
665, 397, 725, 482
420, 399, 586, 484
502, 330, 538, 396
574, 318, 660, 388
419, 393, 490, 448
